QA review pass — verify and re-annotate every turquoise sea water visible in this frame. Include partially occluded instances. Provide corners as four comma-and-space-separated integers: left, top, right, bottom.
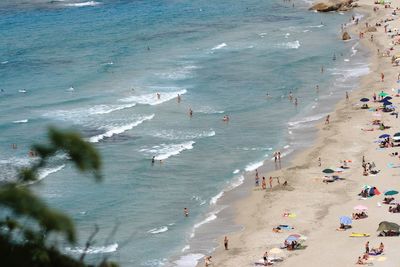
0, 0, 369, 266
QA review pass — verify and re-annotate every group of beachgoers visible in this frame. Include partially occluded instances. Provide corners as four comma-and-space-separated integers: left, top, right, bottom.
356, 242, 385, 265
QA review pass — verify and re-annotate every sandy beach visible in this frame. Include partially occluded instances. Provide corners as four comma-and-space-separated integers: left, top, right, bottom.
199, 1, 400, 266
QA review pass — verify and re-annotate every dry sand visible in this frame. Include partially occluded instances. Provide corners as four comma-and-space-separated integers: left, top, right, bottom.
198, 1, 400, 266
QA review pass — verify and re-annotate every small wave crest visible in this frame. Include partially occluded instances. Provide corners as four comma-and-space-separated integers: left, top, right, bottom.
245, 161, 264, 172
12, 119, 28, 124
288, 113, 327, 129
277, 40, 301, 49
140, 141, 195, 160
64, 1, 101, 7
211, 43, 227, 50
89, 115, 154, 143
119, 89, 187, 105
174, 253, 204, 267
147, 226, 168, 234
65, 243, 118, 254
150, 129, 215, 140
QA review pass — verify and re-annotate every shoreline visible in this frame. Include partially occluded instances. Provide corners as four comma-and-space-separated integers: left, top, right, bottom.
197, 1, 400, 266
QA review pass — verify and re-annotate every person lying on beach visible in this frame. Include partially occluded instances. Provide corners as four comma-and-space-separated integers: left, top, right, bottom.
383, 197, 394, 204
272, 226, 282, 233
361, 128, 375, 131
356, 256, 365, 265
336, 223, 351, 231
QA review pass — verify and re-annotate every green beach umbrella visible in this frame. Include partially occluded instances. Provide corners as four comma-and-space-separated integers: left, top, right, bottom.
377, 221, 400, 232
322, 168, 334, 174
384, 190, 399, 196
379, 92, 389, 97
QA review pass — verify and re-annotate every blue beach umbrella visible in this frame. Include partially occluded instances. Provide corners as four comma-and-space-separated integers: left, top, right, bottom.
383, 96, 393, 100
383, 100, 392, 106
379, 134, 390, 139
360, 98, 369, 102
285, 235, 299, 243
340, 216, 352, 225
384, 190, 399, 196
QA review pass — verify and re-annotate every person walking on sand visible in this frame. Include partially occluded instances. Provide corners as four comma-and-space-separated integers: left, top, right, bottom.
262, 177, 266, 189
184, 208, 189, 217
318, 157, 321, 166
346, 91, 349, 100
277, 176, 280, 185
224, 236, 229, 250
263, 251, 268, 266
381, 72, 384, 82
325, 115, 330, 124
269, 176, 273, 188
205, 256, 212, 267
274, 151, 278, 162
365, 241, 370, 254
255, 175, 260, 187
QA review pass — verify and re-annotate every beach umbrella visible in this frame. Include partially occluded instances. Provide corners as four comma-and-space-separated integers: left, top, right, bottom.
379, 92, 389, 97
394, 133, 400, 137
269, 248, 283, 254
340, 216, 352, 225
285, 235, 299, 243
383, 96, 392, 100
393, 133, 400, 140
383, 100, 392, 106
335, 167, 345, 172
354, 205, 368, 211
384, 190, 399, 196
322, 168, 334, 174
377, 221, 400, 232
360, 98, 369, 102
379, 134, 390, 139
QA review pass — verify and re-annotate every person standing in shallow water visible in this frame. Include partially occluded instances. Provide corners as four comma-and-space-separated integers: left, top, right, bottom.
184, 208, 189, 217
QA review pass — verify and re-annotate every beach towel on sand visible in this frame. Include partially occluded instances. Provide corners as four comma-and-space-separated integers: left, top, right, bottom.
349, 233, 370, 237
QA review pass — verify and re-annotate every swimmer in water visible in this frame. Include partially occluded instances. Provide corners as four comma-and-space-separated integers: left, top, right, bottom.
156, 93, 160, 100
189, 108, 193, 117
184, 208, 189, 217
223, 115, 230, 122
333, 53, 336, 61
177, 94, 181, 103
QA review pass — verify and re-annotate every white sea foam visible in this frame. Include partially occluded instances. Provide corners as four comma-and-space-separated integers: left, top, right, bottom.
233, 169, 240, 174
64, 1, 100, 7
278, 40, 301, 49
1, 61, 8, 64
119, 89, 187, 105
18, 89, 27, 93
157, 65, 198, 80
195, 106, 224, 114
12, 119, 28, 124
210, 191, 224, 205
147, 226, 168, 234
330, 64, 370, 81
244, 161, 264, 172
174, 253, 204, 267
211, 43, 227, 50
181, 245, 190, 252
139, 141, 195, 160
288, 113, 327, 129
283, 145, 290, 149
150, 129, 215, 140
227, 175, 245, 190
307, 24, 324, 28
89, 114, 154, 143
351, 42, 359, 57
193, 213, 217, 229
66, 243, 118, 254
38, 165, 65, 180
88, 103, 137, 115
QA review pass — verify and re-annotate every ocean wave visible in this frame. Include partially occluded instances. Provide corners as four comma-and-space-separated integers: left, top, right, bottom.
139, 141, 195, 160
156, 65, 198, 80
119, 89, 187, 105
244, 160, 264, 172
12, 119, 28, 124
330, 65, 370, 81
64, 1, 101, 7
277, 40, 301, 49
288, 113, 327, 129
210, 191, 224, 205
147, 226, 168, 234
193, 212, 217, 230
307, 24, 324, 28
181, 245, 190, 252
1, 60, 8, 64
89, 115, 154, 143
65, 243, 118, 254
88, 103, 137, 115
351, 42, 359, 57
38, 165, 65, 180
195, 106, 224, 114
174, 253, 204, 267
211, 43, 227, 50
150, 129, 215, 140
233, 169, 240, 174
